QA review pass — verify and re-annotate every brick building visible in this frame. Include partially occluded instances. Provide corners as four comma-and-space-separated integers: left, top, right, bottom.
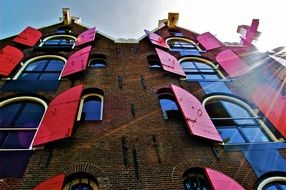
1, 9, 286, 190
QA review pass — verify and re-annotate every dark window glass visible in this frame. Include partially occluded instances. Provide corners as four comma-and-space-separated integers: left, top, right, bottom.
158, 94, 179, 120
43, 37, 75, 48
82, 96, 102, 121
263, 182, 286, 190
0, 101, 45, 149
205, 99, 271, 144
147, 55, 161, 68
183, 168, 211, 190
168, 39, 199, 52
89, 58, 106, 68
71, 183, 93, 190
199, 81, 231, 94
19, 59, 64, 80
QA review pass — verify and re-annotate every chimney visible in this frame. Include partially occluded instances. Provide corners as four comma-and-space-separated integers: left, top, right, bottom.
62, 8, 71, 25
168, 13, 179, 28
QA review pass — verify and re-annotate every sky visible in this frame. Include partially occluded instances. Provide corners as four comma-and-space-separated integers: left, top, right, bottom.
0, 0, 285, 51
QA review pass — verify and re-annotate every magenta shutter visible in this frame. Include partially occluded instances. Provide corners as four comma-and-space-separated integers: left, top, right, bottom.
75, 28, 96, 46
197, 32, 224, 50
61, 46, 92, 77
252, 83, 286, 138
145, 30, 170, 49
216, 49, 249, 77
0, 45, 23, 77
33, 174, 65, 190
155, 48, 186, 77
13, 26, 42, 47
170, 84, 222, 142
33, 85, 83, 147
205, 168, 245, 190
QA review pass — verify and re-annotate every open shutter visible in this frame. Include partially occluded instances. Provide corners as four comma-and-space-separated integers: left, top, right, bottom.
61, 46, 92, 77
0, 45, 23, 77
197, 32, 224, 50
205, 168, 245, 190
155, 48, 186, 77
13, 26, 42, 47
33, 173, 65, 190
145, 30, 170, 49
33, 85, 83, 147
75, 28, 96, 46
216, 49, 249, 77
170, 84, 222, 142
252, 83, 286, 138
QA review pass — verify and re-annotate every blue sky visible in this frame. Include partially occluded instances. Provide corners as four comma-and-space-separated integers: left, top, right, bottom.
1, 0, 285, 51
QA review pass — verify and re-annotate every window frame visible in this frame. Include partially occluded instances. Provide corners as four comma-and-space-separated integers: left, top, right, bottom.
0, 96, 47, 151
179, 57, 226, 82
202, 95, 278, 144
157, 89, 180, 120
38, 34, 76, 49
62, 176, 99, 190
257, 176, 286, 190
88, 55, 107, 68
166, 37, 203, 52
183, 168, 212, 190
77, 93, 104, 121
12, 55, 67, 80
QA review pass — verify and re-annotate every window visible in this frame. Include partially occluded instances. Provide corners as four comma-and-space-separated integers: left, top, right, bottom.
203, 96, 276, 144
183, 168, 211, 190
168, 29, 184, 37
39, 35, 76, 49
14, 56, 66, 80
56, 26, 72, 34
147, 55, 161, 68
0, 97, 47, 149
77, 90, 104, 121
157, 88, 179, 120
63, 173, 99, 190
258, 176, 286, 190
89, 54, 106, 68
180, 57, 223, 81
167, 37, 201, 56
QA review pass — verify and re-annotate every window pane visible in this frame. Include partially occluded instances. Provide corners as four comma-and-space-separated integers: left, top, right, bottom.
194, 62, 213, 69
199, 81, 232, 94
241, 127, 270, 143
14, 103, 45, 128
59, 39, 74, 46
218, 128, 246, 144
0, 103, 22, 128
82, 97, 102, 121
44, 39, 61, 45
264, 184, 278, 190
0, 131, 35, 149
18, 73, 40, 80
180, 51, 201, 56
25, 60, 47, 71
45, 60, 64, 71
186, 74, 203, 80
203, 74, 220, 80
159, 99, 178, 112
39, 73, 60, 80
89, 59, 106, 68
181, 61, 196, 69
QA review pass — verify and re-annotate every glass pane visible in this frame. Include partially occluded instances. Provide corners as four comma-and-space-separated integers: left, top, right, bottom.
203, 74, 220, 80
59, 39, 74, 46
39, 73, 60, 80
82, 97, 102, 121
14, 103, 45, 128
44, 39, 61, 45
45, 60, 64, 71
280, 183, 286, 190
194, 62, 213, 69
18, 73, 40, 80
218, 128, 246, 144
71, 183, 93, 190
0, 103, 22, 128
89, 59, 106, 68
241, 127, 270, 143
186, 74, 203, 80
181, 61, 196, 69
159, 98, 178, 112
264, 184, 278, 190
25, 60, 47, 71
199, 81, 232, 94
0, 131, 35, 149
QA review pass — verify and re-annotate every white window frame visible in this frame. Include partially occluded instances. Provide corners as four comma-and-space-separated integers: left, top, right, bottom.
257, 176, 286, 190
38, 34, 76, 49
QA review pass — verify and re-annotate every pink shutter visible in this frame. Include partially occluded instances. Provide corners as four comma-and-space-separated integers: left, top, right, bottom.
13, 26, 42, 47
216, 49, 249, 77
75, 28, 96, 46
155, 48, 186, 77
170, 84, 222, 142
205, 168, 245, 190
252, 83, 286, 138
33, 174, 65, 190
33, 85, 83, 147
0, 45, 23, 77
145, 30, 170, 49
197, 32, 224, 50
61, 46, 92, 77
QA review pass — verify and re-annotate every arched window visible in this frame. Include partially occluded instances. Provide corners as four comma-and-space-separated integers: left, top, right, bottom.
13, 55, 66, 80
77, 91, 104, 121
0, 97, 47, 149
63, 173, 99, 190
203, 95, 277, 144
167, 37, 201, 56
89, 54, 106, 68
147, 55, 161, 68
183, 168, 211, 190
258, 176, 286, 190
39, 34, 76, 49
157, 88, 179, 120
180, 57, 224, 81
